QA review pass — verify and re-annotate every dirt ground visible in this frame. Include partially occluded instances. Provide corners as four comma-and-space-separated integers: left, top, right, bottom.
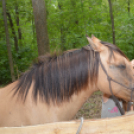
74, 91, 102, 119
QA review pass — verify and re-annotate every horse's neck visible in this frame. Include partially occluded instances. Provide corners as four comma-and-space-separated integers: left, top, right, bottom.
0, 82, 97, 126
58, 89, 94, 120
38, 86, 96, 122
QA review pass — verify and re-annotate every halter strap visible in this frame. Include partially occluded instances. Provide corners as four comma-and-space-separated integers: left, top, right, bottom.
84, 44, 134, 113
98, 54, 134, 115
127, 90, 134, 111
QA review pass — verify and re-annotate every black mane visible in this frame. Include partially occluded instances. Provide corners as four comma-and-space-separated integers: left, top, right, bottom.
13, 41, 126, 103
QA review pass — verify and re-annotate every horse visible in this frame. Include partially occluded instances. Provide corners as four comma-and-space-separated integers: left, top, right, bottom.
0, 35, 134, 127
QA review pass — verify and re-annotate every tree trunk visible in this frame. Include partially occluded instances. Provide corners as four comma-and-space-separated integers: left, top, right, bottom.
2, 0, 15, 82
108, 0, 116, 45
32, 0, 50, 56
15, 5, 22, 45
6, 10, 19, 52
128, 0, 130, 15
58, 3, 66, 51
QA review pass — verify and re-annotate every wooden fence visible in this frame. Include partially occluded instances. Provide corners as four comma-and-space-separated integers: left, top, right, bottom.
0, 114, 134, 134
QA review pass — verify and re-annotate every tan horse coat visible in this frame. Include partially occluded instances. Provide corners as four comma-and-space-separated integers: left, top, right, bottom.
0, 36, 134, 127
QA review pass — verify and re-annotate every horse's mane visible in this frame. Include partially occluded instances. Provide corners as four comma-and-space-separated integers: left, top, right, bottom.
101, 41, 127, 60
13, 41, 127, 103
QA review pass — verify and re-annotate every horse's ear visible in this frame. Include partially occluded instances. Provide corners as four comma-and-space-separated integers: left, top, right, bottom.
91, 34, 100, 43
86, 35, 101, 51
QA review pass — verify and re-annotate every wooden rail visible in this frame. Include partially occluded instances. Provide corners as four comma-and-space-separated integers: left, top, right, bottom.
0, 114, 134, 134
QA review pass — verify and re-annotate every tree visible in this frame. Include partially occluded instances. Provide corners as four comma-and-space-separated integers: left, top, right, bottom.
58, 2, 66, 51
6, 10, 19, 52
127, 0, 130, 15
2, 0, 15, 82
15, 3, 22, 46
32, 0, 50, 56
108, 0, 116, 45
1, 0, 134, 84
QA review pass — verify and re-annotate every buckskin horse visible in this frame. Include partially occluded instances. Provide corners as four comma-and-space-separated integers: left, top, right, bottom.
0, 35, 134, 127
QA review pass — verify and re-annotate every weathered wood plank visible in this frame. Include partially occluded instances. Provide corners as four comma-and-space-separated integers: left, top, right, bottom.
1, 114, 134, 134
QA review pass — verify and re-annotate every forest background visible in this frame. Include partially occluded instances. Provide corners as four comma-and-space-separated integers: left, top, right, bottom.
0, 0, 134, 84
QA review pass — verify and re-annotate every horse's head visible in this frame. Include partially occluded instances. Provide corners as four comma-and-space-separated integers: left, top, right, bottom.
87, 35, 134, 102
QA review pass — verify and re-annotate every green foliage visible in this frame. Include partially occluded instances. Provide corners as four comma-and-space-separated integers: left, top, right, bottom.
0, 42, 37, 84
0, 0, 37, 84
0, 0, 134, 84
0, 43, 11, 84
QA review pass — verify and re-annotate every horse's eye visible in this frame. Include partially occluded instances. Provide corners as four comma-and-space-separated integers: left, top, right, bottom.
117, 64, 126, 69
